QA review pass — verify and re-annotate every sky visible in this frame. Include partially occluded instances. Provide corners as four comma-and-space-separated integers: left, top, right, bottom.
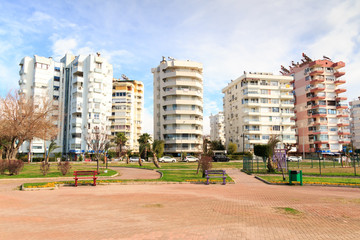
0, 0, 359, 135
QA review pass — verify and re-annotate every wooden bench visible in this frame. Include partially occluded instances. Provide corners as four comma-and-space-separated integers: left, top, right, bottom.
205, 170, 227, 185
73, 171, 98, 187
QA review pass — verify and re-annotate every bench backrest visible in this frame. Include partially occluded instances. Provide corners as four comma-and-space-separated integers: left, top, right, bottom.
205, 170, 226, 175
74, 171, 97, 176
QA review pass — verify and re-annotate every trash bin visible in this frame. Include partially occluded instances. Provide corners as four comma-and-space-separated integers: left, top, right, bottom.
289, 170, 303, 186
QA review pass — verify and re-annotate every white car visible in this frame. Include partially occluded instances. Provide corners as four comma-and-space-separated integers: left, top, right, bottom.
184, 156, 199, 162
159, 156, 177, 163
129, 156, 144, 162
287, 156, 302, 162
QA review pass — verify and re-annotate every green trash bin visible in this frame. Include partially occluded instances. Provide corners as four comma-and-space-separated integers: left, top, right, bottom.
289, 170, 303, 186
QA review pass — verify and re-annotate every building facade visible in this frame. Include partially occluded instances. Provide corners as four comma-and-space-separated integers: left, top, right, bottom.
282, 54, 349, 153
222, 72, 296, 152
110, 78, 144, 151
152, 57, 203, 155
18, 53, 113, 157
350, 97, 360, 149
209, 112, 225, 144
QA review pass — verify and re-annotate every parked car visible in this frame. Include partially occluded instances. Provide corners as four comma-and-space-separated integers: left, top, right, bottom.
184, 156, 199, 162
159, 156, 177, 163
212, 155, 230, 162
129, 156, 144, 162
287, 156, 302, 162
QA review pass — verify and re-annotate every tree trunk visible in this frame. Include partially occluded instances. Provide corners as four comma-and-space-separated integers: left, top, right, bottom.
0, 149, 2, 160
152, 152, 161, 168
196, 154, 202, 174
96, 158, 99, 173
138, 156, 143, 166
28, 139, 32, 163
125, 154, 129, 164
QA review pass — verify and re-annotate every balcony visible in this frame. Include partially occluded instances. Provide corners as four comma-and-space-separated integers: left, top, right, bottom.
73, 76, 83, 83
334, 79, 346, 85
337, 113, 349, 118
163, 70, 202, 80
336, 104, 347, 109
334, 71, 345, 78
310, 85, 325, 93
311, 104, 326, 109
163, 79, 202, 89
311, 95, 325, 101
73, 64, 83, 76
310, 70, 324, 76
338, 131, 350, 135
314, 140, 329, 144
280, 92, 294, 99
336, 96, 347, 101
310, 78, 325, 84
332, 61, 345, 69
335, 88, 346, 94
339, 139, 351, 144
337, 121, 350, 127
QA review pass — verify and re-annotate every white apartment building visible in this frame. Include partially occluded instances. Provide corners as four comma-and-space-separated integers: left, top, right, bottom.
209, 112, 225, 144
110, 78, 144, 151
222, 72, 296, 152
18, 55, 63, 155
350, 97, 360, 149
18, 53, 113, 158
152, 57, 203, 155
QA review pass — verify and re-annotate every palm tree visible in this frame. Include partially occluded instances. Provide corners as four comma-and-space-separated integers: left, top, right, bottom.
45, 140, 59, 163
152, 140, 164, 168
267, 135, 280, 173
138, 133, 152, 166
114, 132, 128, 158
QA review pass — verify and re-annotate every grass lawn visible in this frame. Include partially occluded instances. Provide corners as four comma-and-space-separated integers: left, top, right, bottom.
22, 169, 234, 188
107, 161, 243, 170
257, 174, 360, 186
0, 163, 116, 179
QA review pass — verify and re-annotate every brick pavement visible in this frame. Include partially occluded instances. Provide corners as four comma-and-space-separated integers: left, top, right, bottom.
0, 168, 359, 239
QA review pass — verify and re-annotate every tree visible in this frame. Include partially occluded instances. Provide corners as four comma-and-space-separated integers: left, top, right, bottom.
45, 140, 59, 163
267, 135, 280, 172
227, 142, 237, 155
152, 140, 164, 158
113, 132, 127, 158
138, 133, 152, 166
0, 92, 58, 159
86, 126, 110, 172
210, 140, 225, 151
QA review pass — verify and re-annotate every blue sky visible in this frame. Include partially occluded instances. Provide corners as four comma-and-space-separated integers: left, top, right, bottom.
1, 0, 359, 134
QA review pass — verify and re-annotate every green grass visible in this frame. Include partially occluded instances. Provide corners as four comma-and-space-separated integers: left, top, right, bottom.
275, 207, 302, 215
108, 161, 243, 170
0, 163, 117, 179
22, 169, 234, 188
257, 174, 360, 186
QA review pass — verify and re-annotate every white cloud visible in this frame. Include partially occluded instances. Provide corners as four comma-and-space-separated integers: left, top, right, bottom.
51, 38, 78, 60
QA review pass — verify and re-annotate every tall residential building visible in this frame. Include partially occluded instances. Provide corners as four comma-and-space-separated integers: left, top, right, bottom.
152, 57, 203, 155
349, 97, 360, 149
18, 53, 113, 157
222, 72, 296, 152
18, 55, 64, 155
281, 54, 349, 153
209, 112, 225, 144
110, 78, 144, 151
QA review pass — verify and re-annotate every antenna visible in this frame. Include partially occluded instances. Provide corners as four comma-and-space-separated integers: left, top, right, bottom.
121, 74, 129, 80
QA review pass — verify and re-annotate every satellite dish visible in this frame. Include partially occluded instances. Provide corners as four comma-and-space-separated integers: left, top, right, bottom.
121, 74, 129, 80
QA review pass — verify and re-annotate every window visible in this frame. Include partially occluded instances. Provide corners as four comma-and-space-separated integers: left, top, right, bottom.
272, 125, 280, 131
328, 109, 336, 114
36, 63, 49, 70
261, 89, 269, 95
94, 113, 99, 119
95, 62, 102, 68
272, 107, 279, 112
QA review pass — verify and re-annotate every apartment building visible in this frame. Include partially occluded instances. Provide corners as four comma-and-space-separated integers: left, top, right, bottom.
152, 57, 203, 154
209, 112, 225, 144
281, 54, 349, 153
222, 72, 296, 152
18, 53, 113, 157
350, 97, 360, 149
110, 78, 143, 151
18, 55, 63, 155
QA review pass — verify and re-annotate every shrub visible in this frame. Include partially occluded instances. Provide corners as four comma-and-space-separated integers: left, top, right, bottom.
199, 155, 212, 177
8, 160, 24, 175
0, 160, 8, 175
40, 162, 50, 176
58, 161, 72, 176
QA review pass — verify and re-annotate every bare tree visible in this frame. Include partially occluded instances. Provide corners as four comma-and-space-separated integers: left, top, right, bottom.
86, 126, 110, 172
0, 92, 58, 160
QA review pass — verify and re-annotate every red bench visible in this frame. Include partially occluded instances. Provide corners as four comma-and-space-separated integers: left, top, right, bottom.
73, 171, 98, 187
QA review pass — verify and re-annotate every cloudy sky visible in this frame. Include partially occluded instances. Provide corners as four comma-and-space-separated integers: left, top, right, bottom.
0, 0, 359, 134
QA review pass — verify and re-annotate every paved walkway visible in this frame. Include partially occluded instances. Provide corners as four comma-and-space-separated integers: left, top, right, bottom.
0, 168, 359, 239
